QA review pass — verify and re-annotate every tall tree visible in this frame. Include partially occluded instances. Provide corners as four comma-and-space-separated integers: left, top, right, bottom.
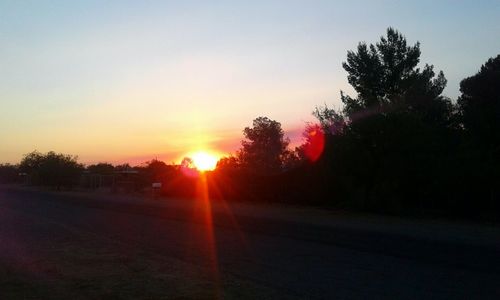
238, 117, 289, 174
458, 54, 500, 149
341, 27, 450, 123
456, 55, 500, 212
312, 104, 345, 135
310, 28, 456, 211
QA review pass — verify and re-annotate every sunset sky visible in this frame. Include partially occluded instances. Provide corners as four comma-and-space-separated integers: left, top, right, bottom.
1, 0, 499, 165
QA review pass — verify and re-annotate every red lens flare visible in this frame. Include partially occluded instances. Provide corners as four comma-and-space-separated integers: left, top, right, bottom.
303, 125, 325, 162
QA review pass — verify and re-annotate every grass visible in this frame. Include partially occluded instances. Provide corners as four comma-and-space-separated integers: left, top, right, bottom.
0, 208, 288, 300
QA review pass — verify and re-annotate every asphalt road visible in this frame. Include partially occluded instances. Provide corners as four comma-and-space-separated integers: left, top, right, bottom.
1, 186, 499, 299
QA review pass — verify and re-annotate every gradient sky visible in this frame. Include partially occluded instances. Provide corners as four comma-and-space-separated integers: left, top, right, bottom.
1, 0, 499, 165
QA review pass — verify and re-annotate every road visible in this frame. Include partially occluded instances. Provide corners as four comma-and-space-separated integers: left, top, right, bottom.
1, 185, 499, 299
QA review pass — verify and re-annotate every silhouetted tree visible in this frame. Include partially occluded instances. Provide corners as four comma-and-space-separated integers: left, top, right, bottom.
20, 151, 83, 189
302, 28, 460, 212
87, 163, 115, 174
0, 164, 19, 183
181, 157, 194, 169
341, 27, 451, 123
295, 123, 326, 163
19, 150, 44, 174
114, 163, 133, 172
454, 55, 500, 214
313, 105, 345, 135
238, 117, 289, 174
281, 149, 301, 170
144, 159, 168, 177
216, 155, 240, 171
458, 54, 500, 150
132, 159, 178, 190
143, 159, 176, 182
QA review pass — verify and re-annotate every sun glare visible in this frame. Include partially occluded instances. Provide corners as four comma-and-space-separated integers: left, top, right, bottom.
191, 151, 218, 171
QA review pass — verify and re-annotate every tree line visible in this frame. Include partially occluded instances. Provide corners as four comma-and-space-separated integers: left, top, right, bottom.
2, 28, 499, 219
216, 28, 500, 218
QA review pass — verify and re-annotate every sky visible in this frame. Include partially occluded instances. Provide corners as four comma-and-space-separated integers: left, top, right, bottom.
1, 0, 499, 165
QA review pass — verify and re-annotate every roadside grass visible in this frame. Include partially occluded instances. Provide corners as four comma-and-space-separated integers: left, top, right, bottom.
0, 209, 287, 300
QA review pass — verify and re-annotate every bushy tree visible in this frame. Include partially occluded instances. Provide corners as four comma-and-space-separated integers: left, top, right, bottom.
0, 164, 19, 183
306, 28, 458, 212
87, 163, 115, 174
143, 159, 176, 181
313, 105, 345, 135
341, 27, 451, 124
114, 163, 133, 171
238, 117, 289, 174
20, 151, 83, 189
453, 55, 500, 214
19, 151, 44, 174
216, 155, 240, 171
295, 123, 326, 163
458, 54, 500, 149
181, 157, 194, 169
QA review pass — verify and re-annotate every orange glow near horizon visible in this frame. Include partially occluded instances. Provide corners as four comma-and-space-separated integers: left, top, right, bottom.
190, 151, 219, 171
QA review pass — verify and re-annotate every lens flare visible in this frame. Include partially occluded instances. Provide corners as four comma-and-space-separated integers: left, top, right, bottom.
303, 125, 325, 162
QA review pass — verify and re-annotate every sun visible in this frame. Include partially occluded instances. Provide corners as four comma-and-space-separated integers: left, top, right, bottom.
191, 151, 218, 171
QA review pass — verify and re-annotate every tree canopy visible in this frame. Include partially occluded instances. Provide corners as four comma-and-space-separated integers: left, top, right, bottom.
458, 54, 500, 148
20, 151, 83, 189
341, 27, 450, 124
87, 163, 115, 174
238, 117, 289, 174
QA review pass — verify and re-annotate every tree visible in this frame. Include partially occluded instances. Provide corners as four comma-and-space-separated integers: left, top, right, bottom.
87, 163, 115, 174
455, 55, 500, 213
20, 151, 83, 189
313, 104, 345, 135
144, 159, 169, 178
458, 54, 500, 149
0, 164, 19, 183
145, 159, 177, 181
216, 155, 240, 171
341, 27, 450, 123
238, 117, 289, 174
281, 149, 301, 170
296, 123, 326, 163
114, 163, 132, 171
19, 150, 44, 174
133, 159, 178, 189
19, 150, 45, 185
181, 157, 194, 169
307, 28, 457, 212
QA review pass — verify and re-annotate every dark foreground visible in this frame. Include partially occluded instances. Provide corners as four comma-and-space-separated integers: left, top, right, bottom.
0, 186, 499, 299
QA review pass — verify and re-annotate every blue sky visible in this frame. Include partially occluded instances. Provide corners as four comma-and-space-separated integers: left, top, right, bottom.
1, 0, 499, 164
